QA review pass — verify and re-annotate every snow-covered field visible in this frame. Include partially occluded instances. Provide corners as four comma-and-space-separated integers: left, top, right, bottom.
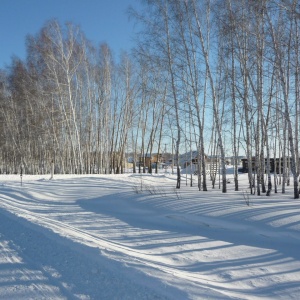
0, 171, 299, 299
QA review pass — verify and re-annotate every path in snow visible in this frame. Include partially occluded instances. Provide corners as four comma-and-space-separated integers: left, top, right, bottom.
0, 174, 300, 299
0, 208, 186, 300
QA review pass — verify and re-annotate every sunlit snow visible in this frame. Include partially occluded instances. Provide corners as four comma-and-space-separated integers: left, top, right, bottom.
0, 169, 299, 299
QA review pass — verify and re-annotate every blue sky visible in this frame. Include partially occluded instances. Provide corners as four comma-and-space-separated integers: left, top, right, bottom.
0, 0, 140, 69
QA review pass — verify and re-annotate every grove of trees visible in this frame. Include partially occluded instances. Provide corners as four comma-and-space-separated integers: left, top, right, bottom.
0, 0, 300, 198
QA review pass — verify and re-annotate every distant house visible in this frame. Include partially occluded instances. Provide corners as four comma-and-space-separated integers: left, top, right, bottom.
180, 151, 201, 169
138, 153, 166, 169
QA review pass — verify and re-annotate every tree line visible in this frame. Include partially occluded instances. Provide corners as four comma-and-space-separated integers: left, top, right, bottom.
0, 0, 300, 198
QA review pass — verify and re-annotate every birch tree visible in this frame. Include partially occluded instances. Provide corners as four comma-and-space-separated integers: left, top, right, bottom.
266, 4, 299, 198
191, 0, 227, 192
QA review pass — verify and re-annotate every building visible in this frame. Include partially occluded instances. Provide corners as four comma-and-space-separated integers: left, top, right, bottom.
138, 153, 167, 169
240, 157, 291, 173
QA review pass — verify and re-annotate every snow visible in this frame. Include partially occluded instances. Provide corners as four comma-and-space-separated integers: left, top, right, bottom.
0, 171, 299, 299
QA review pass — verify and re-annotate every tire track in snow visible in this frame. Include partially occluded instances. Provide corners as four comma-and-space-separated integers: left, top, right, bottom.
0, 205, 185, 300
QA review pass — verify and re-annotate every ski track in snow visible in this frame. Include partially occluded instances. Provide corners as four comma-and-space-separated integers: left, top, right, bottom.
0, 173, 300, 299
